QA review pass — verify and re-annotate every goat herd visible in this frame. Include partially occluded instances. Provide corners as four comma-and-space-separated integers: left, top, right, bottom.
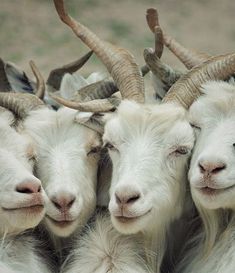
1, 1, 235, 272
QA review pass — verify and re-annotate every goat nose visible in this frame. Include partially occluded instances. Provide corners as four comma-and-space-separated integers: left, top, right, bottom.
198, 160, 226, 175
51, 194, 76, 211
115, 191, 141, 205
16, 180, 41, 194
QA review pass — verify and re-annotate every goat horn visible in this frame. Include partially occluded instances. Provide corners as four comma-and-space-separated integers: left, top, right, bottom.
164, 34, 211, 69
144, 48, 182, 87
0, 58, 11, 92
49, 92, 119, 112
163, 53, 235, 108
61, 64, 149, 102
29, 60, 45, 99
0, 92, 44, 119
47, 50, 93, 91
146, 8, 210, 69
53, 0, 144, 103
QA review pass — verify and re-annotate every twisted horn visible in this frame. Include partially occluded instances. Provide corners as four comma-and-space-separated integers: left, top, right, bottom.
47, 50, 93, 91
53, 0, 144, 103
144, 48, 182, 87
163, 53, 235, 108
146, 8, 210, 69
0, 58, 11, 92
0, 92, 44, 119
49, 92, 120, 113
29, 60, 45, 99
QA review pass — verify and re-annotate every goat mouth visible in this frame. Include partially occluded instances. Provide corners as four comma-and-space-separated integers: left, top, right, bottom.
115, 210, 151, 224
2, 205, 44, 214
199, 185, 235, 195
46, 215, 75, 228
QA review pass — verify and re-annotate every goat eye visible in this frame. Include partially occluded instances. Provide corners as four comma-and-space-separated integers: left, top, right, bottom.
87, 146, 101, 156
104, 142, 117, 151
190, 123, 201, 130
233, 143, 235, 148
174, 146, 189, 156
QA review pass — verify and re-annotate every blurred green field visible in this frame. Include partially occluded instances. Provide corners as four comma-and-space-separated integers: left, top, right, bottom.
1, 0, 235, 80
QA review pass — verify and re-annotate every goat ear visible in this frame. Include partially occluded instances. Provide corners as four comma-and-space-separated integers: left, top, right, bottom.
74, 112, 111, 134
5, 62, 35, 93
60, 73, 88, 99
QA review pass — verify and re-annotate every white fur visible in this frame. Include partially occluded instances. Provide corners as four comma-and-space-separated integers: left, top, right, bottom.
61, 213, 151, 273
0, 233, 51, 273
177, 81, 235, 272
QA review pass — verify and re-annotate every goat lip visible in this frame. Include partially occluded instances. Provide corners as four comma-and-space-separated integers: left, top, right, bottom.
2, 205, 44, 213
198, 185, 235, 195
114, 209, 151, 223
46, 215, 75, 228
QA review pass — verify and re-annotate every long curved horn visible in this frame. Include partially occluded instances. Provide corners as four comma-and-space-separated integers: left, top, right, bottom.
47, 50, 93, 91
53, 0, 144, 103
0, 93, 44, 119
163, 53, 235, 108
29, 61, 45, 99
49, 92, 120, 113
146, 8, 210, 69
0, 58, 11, 92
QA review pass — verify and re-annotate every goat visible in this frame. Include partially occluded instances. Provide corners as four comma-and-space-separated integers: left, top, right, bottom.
175, 81, 235, 273
0, 94, 51, 272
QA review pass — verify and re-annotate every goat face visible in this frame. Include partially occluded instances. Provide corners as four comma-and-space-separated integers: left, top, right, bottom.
0, 111, 46, 234
24, 107, 101, 237
189, 81, 235, 210
104, 101, 194, 234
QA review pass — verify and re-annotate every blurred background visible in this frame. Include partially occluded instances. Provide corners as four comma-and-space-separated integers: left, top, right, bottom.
1, 0, 234, 80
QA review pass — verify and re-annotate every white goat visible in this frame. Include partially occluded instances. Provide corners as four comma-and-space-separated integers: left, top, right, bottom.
175, 81, 235, 273
0, 105, 51, 273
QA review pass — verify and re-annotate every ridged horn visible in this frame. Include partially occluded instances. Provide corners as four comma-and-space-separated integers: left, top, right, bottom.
47, 50, 93, 91
163, 53, 235, 108
143, 48, 182, 87
146, 8, 210, 69
0, 58, 11, 92
49, 92, 120, 113
53, 0, 144, 103
29, 60, 45, 99
0, 92, 44, 119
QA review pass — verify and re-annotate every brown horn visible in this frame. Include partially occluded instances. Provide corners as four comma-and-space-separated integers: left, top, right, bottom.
47, 50, 93, 91
163, 53, 235, 108
53, 0, 144, 103
144, 48, 182, 87
0, 58, 11, 92
49, 92, 120, 113
29, 60, 45, 99
0, 92, 44, 119
146, 8, 210, 69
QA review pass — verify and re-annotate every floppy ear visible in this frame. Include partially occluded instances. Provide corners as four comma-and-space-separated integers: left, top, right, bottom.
5, 62, 35, 93
74, 112, 112, 134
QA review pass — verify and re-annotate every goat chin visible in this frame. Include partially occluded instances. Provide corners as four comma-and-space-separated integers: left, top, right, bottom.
61, 212, 152, 273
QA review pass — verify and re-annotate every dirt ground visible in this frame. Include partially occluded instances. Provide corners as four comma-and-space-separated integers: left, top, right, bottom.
1, 0, 235, 80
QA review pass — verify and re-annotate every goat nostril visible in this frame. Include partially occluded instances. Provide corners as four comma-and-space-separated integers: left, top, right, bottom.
67, 197, 76, 208
199, 163, 205, 173
115, 192, 141, 205
51, 195, 76, 211
126, 194, 140, 204
16, 181, 41, 194
115, 193, 122, 204
52, 200, 62, 210
212, 165, 226, 174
